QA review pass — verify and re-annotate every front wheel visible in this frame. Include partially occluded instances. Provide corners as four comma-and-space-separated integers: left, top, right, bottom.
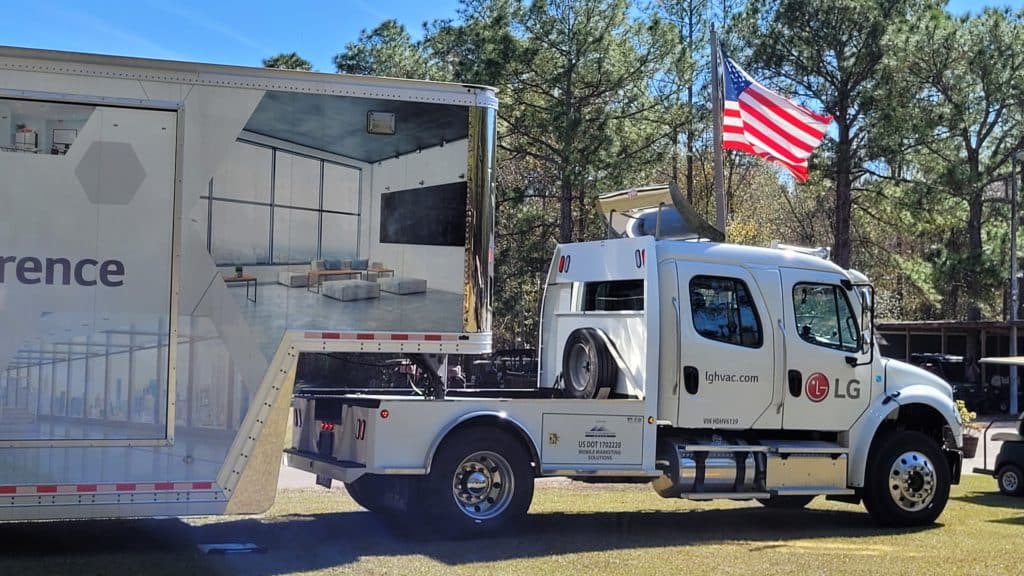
416, 426, 534, 538
862, 431, 951, 526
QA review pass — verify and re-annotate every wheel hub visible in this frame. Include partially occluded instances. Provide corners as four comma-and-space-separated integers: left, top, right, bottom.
888, 450, 936, 512
451, 451, 514, 521
1003, 470, 1019, 492
568, 343, 593, 391
465, 471, 489, 494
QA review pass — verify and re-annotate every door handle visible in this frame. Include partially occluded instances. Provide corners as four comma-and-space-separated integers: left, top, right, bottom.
788, 370, 802, 397
672, 296, 681, 395
683, 366, 699, 395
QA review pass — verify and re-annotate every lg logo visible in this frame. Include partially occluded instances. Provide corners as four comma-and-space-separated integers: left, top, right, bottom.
805, 372, 861, 403
805, 372, 830, 402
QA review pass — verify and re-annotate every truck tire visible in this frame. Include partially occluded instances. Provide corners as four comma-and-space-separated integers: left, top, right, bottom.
416, 426, 534, 538
756, 495, 815, 509
862, 431, 950, 527
562, 328, 617, 399
997, 464, 1023, 496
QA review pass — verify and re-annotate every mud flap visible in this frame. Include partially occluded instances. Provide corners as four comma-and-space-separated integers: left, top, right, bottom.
944, 448, 963, 484
316, 429, 335, 488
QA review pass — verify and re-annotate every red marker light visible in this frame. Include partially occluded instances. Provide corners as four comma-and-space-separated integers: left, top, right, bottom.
320, 422, 335, 431
380, 409, 390, 419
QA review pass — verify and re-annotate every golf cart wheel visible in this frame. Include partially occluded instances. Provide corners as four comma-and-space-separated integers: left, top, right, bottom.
562, 328, 617, 399
417, 426, 534, 538
998, 464, 1024, 496
756, 495, 815, 509
863, 431, 951, 527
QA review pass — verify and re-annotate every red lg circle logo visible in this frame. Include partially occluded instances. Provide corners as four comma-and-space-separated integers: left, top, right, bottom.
805, 372, 830, 403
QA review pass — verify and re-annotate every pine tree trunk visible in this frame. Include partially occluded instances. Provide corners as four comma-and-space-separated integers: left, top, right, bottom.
834, 121, 853, 269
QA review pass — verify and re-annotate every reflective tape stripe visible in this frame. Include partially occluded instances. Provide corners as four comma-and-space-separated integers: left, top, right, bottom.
301, 332, 462, 342
0, 481, 217, 494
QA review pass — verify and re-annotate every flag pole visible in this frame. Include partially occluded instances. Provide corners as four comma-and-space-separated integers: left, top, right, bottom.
711, 27, 726, 237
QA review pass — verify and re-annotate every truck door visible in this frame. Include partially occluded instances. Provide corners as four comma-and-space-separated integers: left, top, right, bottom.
780, 269, 872, 430
675, 263, 776, 429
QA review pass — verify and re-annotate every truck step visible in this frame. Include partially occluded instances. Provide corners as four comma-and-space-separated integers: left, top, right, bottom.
677, 492, 771, 500
773, 487, 855, 496
282, 448, 365, 469
759, 440, 849, 455
681, 444, 770, 452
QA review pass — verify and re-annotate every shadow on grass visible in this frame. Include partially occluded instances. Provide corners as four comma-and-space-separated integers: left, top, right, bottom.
0, 506, 939, 576
952, 491, 1024, 510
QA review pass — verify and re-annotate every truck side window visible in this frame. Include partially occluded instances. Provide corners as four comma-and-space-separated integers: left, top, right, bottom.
688, 276, 763, 348
793, 283, 860, 352
583, 279, 644, 311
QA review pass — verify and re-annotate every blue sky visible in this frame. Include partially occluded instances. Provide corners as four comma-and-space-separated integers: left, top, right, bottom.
5, 1, 462, 71
4, 0, 1022, 72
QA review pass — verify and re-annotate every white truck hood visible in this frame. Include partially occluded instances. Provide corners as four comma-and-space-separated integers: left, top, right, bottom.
883, 358, 954, 400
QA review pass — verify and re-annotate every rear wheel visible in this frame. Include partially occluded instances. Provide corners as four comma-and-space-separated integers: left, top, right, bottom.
863, 431, 951, 526
997, 464, 1023, 496
756, 495, 815, 509
415, 426, 534, 538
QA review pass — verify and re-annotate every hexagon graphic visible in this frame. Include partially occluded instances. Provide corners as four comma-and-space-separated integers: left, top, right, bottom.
74, 141, 147, 205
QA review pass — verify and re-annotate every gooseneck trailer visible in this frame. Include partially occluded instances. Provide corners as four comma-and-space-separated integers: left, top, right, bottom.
0, 47, 962, 536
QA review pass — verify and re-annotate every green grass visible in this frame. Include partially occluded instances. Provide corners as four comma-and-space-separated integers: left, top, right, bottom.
0, 475, 1020, 576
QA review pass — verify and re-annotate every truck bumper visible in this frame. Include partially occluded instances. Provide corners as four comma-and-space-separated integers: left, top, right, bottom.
944, 448, 963, 484
283, 448, 367, 484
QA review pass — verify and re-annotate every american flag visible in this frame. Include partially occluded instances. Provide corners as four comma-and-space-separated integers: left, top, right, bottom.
722, 50, 831, 182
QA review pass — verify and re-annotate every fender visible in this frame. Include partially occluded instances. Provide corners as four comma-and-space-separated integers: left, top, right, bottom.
846, 384, 962, 487
423, 411, 540, 474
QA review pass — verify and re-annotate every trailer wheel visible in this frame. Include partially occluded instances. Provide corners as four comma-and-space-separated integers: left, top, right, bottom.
756, 495, 815, 509
417, 426, 534, 538
562, 328, 618, 399
997, 464, 1023, 496
862, 431, 950, 526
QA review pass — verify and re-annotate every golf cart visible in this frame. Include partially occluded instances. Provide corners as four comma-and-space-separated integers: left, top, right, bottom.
973, 357, 1024, 496
972, 413, 1024, 496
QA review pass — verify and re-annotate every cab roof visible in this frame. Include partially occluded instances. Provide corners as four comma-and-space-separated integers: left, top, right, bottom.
655, 239, 850, 277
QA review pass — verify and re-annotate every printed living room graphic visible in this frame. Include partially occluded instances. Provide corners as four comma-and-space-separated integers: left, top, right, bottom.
197, 90, 474, 356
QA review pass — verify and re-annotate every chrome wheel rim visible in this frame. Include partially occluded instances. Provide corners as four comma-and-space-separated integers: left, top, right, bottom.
451, 450, 514, 521
1002, 470, 1020, 492
567, 342, 593, 392
888, 450, 936, 512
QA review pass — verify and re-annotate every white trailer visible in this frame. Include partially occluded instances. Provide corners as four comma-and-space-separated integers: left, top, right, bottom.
0, 46, 495, 521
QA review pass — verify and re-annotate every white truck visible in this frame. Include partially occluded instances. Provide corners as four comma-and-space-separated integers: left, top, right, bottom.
287, 185, 964, 537
0, 47, 962, 536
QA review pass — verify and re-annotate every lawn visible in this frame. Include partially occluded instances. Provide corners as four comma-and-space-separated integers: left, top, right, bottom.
0, 475, 1020, 576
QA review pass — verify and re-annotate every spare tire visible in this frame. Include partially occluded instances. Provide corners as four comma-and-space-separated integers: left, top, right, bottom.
562, 328, 618, 399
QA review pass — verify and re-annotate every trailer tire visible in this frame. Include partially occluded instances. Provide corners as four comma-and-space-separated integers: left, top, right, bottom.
756, 495, 815, 509
562, 328, 618, 399
416, 426, 534, 538
997, 464, 1023, 496
862, 430, 950, 527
